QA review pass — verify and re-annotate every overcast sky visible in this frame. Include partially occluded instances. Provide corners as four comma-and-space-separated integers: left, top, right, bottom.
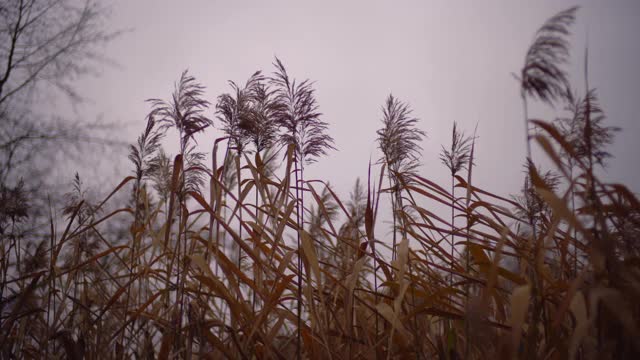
72, 0, 640, 207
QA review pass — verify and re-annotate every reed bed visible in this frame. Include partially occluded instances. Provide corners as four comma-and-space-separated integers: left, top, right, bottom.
1, 6, 638, 359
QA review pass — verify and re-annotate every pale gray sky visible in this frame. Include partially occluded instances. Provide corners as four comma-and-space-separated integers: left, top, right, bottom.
73, 0, 640, 207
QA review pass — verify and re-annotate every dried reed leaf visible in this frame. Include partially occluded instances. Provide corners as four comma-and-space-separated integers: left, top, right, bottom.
509, 284, 531, 356
301, 230, 321, 285
568, 291, 588, 359
376, 302, 410, 344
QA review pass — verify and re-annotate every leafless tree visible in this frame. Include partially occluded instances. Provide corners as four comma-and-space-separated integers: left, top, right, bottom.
0, 0, 120, 213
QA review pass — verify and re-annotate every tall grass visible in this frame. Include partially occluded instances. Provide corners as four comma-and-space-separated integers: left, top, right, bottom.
1, 6, 639, 360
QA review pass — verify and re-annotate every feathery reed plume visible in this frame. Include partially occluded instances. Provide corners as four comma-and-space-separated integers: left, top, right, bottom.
376, 94, 425, 260
342, 178, 367, 234
512, 162, 560, 233
181, 144, 207, 194
241, 81, 283, 155
440, 122, 473, 179
128, 116, 164, 187
556, 88, 618, 168
519, 6, 578, 170
271, 58, 335, 166
0, 180, 29, 232
270, 56, 335, 358
377, 95, 425, 176
62, 173, 98, 223
148, 70, 212, 153
337, 178, 367, 275
520, 7, 577, 106
146, 69, 212, 199
216, 71, 264, 155
148, 149, 173, 211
